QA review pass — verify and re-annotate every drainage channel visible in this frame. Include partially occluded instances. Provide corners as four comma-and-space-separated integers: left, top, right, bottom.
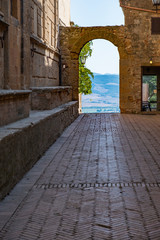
33, 182, 160, 189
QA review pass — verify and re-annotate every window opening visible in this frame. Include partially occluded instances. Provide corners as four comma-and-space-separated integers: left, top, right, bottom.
151, 18, 160, 34
142, 75, 157, 111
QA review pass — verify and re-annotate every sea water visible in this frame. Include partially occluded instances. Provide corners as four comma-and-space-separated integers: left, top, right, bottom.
82, 106, 120, 113
82, 73, 120, 113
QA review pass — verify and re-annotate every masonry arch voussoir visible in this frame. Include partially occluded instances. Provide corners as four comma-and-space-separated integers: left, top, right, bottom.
70, 26, 127, 59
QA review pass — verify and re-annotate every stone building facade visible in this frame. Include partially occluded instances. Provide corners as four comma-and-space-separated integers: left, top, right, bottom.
30, 0, 59, 88
0, 0, 64, 90
0, 0, 78, 200
60, 0, 160, 113
1, 0, 160, 200
2, 0, 159, 116
0, 0, 71, 126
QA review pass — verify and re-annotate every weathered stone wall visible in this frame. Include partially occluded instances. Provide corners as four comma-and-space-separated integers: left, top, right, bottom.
120, 0, 160, 113
0, 1, 31, 90
0, 101, 78, 200
60, 26, 130, 110
0, 0, 71, 125
0, 27, 4, 88
0, 0, 60, 90
60, 0, 160, 113
0, 0, 4, 88
30, 40, 60, 87
0, 90, 31, 126
0, 0, 79, 201
0, 2, 7, 89
8, 18, 21, 89
31, 86, 72, 110
30, 0, 60, 87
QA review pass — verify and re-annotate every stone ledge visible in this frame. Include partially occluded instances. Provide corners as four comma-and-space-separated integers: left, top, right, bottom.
30, 86, 72, 92
0, 101, 79, 200
0, 90, 31, 126
0, 90, 31, 100
30, 34, 60, 56
30, 86, 72, 110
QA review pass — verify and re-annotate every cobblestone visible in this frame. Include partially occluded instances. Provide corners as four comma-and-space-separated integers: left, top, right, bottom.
1, 113, 160, 239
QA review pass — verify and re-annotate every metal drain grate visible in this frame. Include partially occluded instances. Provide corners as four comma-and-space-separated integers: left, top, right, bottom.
33, 182, 160, 189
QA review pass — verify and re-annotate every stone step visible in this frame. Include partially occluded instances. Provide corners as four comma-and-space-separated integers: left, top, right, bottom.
0, 101, 78, 200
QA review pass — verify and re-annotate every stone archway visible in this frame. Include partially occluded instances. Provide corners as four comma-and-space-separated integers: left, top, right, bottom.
60, 26, 133, 113
70, 26, 127, 59
59, 1, 160, 114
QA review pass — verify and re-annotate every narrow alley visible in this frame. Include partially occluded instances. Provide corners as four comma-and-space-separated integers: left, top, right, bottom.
1, 113, 160, 239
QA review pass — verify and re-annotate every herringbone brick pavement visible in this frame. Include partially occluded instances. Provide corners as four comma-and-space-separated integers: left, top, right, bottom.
1, 113, 160, 239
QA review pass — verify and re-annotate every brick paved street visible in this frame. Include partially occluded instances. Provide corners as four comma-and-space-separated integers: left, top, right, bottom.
1, 113, 160, 240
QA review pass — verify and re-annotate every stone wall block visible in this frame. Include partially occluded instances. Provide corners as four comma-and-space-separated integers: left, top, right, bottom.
0, 90, 31, 126
31, 86, 73, 110
0, 101, 79, 200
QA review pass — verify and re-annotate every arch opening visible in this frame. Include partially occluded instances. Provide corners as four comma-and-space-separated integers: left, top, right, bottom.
79, 39, 120, 113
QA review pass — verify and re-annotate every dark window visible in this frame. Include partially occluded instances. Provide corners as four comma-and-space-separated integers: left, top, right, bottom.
151, 18, 160, 34
11, 0, 18, 19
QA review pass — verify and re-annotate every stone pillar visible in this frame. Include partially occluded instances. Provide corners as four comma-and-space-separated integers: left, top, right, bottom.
0, 24, 5, 88
70, 57, 79, 101
7, 0, 21, 89
21, 0, 31, 89
0, 0, 10, 89
79, 93, 82, 113
120, 57, 142, 113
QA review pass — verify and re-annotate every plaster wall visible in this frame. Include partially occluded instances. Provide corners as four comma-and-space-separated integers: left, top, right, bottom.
59, 0, 70, 26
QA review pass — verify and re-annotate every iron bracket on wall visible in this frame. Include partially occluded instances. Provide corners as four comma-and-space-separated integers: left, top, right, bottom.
31, 47, 37, 57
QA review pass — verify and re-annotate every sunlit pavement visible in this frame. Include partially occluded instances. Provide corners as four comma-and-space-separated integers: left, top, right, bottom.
1, 113, 160, 239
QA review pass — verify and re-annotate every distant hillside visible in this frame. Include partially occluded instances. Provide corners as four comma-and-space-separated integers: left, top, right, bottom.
92, 73, 119, 97
82, 73, 119, 111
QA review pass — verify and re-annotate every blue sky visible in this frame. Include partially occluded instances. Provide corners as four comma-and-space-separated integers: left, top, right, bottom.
70, 0, 124, 74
